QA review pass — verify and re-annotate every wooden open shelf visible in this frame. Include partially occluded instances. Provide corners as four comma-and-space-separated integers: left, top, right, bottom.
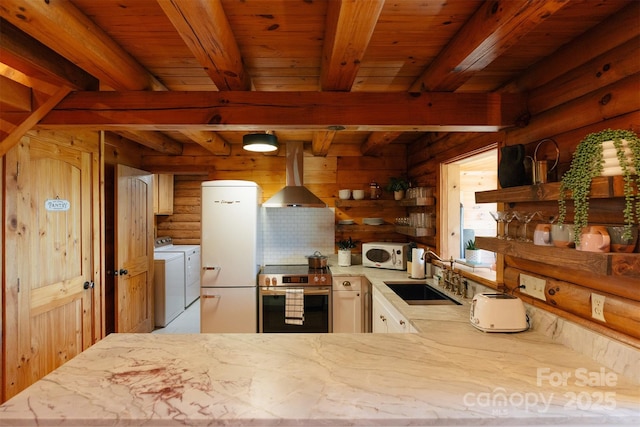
398, 197, 435, 207
475, 175, 637, 204
336, 223, 395, 233
395, 226, 435, 237
335, 195, 436, 239
334, 199, 397, 208
476, 237, 639, 278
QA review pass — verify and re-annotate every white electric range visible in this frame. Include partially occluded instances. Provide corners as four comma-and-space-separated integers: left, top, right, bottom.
154, 236, 201, 308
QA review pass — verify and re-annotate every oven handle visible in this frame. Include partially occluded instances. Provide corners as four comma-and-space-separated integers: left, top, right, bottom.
260, 287, 331, 296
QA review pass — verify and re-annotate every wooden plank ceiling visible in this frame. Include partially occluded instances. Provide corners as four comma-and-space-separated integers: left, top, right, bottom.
0, 0, 633, 157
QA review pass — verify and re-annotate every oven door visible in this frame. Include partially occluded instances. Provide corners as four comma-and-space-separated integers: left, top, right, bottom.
259, 287, 331, 333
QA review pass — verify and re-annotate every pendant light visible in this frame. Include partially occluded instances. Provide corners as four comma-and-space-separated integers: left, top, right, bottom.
243, 132, 279, 152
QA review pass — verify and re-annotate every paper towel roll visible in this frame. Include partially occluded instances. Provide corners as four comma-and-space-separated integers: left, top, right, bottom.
411, 248, 425, 279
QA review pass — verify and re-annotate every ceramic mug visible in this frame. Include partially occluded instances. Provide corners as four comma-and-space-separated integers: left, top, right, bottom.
551, 224, 575, 248
533, 224, 553, 246
577, 226, 610, 253
607, 225, 638, 253
352, 189, 365, 200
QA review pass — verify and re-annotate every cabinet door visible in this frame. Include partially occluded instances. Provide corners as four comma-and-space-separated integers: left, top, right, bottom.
153, 173, 174, 215
372, 291, 388, 333
333, 290, 362, 333
372, 288, 410, 333
385, 307, 409, 333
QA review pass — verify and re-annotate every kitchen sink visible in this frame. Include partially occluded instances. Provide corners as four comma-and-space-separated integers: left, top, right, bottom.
384, 281, 461, 305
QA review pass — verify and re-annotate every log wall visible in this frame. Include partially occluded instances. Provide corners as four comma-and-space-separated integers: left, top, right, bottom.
407, 10, 640, 347
147, 143, 408, 250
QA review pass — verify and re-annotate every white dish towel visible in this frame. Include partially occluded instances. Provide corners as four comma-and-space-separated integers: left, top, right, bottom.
285, 288, 304, 325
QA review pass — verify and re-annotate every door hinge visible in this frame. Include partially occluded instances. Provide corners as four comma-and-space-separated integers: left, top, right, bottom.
17, 278, 20, 292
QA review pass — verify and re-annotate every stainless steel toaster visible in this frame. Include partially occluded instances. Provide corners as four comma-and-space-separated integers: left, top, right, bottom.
470, 293, 529, 333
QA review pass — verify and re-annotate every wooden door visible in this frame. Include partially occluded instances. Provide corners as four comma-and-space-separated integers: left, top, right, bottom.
3, 132, 99, 401
114, 165, 154, 333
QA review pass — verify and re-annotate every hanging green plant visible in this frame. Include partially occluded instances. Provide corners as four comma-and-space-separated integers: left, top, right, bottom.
558, 129, 640, 246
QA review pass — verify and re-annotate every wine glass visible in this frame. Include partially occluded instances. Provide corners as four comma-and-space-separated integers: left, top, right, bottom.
489, 211, 507, 239
515, 211, 540, 242
504, 211, 518, 240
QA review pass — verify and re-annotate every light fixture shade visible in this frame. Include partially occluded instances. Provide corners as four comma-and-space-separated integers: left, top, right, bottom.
243, 133, 278, 152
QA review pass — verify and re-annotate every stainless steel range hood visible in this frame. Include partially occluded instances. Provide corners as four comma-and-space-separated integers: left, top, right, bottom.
263, 141, 327, 208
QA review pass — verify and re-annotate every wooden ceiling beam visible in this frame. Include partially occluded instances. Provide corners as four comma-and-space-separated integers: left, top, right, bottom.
409, 0, 569, 92
0, 19, 98, 92
361, 131, 403, 156
0, 0, 164, 91
0, 86, 71, 157
318, 0, 384, 155
41, 91, 526, 131
116, 130, 183, 156
320, 0, 384, 91
179, 130, 230, 155
155, 0, 248, 153
0, 75, 31, 112
0, 1, 234, 154
311, 131, 336, 156
157, 0, 251, 91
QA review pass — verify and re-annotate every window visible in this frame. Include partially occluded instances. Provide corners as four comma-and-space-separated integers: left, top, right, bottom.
440, 149, 497, 261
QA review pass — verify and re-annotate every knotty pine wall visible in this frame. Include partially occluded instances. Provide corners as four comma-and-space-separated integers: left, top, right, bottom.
406, 15, 640, 347
147, 142, 409, 251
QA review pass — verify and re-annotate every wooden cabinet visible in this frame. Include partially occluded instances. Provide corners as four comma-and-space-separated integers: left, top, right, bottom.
153, 173, 174, 215
332, 276, 371, 333
372, 287, 416, 333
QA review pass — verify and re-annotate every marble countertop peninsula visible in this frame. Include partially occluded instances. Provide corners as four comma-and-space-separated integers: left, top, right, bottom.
1, 264, 639, 426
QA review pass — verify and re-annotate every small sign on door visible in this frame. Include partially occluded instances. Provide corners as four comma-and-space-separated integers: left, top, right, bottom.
45, 199, 71, 211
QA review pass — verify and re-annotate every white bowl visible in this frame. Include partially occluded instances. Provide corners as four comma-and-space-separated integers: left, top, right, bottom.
338, 189, 351, 199
352, 190, 365, 200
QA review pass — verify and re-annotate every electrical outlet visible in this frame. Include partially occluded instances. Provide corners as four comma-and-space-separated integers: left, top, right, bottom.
519, 274, 546, 300
591, 293, 606, 322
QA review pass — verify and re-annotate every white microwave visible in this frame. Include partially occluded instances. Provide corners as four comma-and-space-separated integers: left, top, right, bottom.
362, 242, 410, 270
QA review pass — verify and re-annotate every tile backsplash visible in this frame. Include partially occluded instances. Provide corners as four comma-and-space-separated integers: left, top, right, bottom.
262, 208, 335, 265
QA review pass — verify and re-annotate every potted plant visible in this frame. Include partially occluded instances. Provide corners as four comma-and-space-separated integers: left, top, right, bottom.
464, 239, 481, 264
337, 237, 358, 267
558, 129, 640, 246
385, 177, 409, 200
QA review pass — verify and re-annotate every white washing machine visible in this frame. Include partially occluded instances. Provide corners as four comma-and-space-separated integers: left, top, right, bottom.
155, 237, 201, 308
153, 251, 185, 327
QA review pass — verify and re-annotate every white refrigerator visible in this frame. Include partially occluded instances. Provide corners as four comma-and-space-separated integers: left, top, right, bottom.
200, 180, 262, 333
